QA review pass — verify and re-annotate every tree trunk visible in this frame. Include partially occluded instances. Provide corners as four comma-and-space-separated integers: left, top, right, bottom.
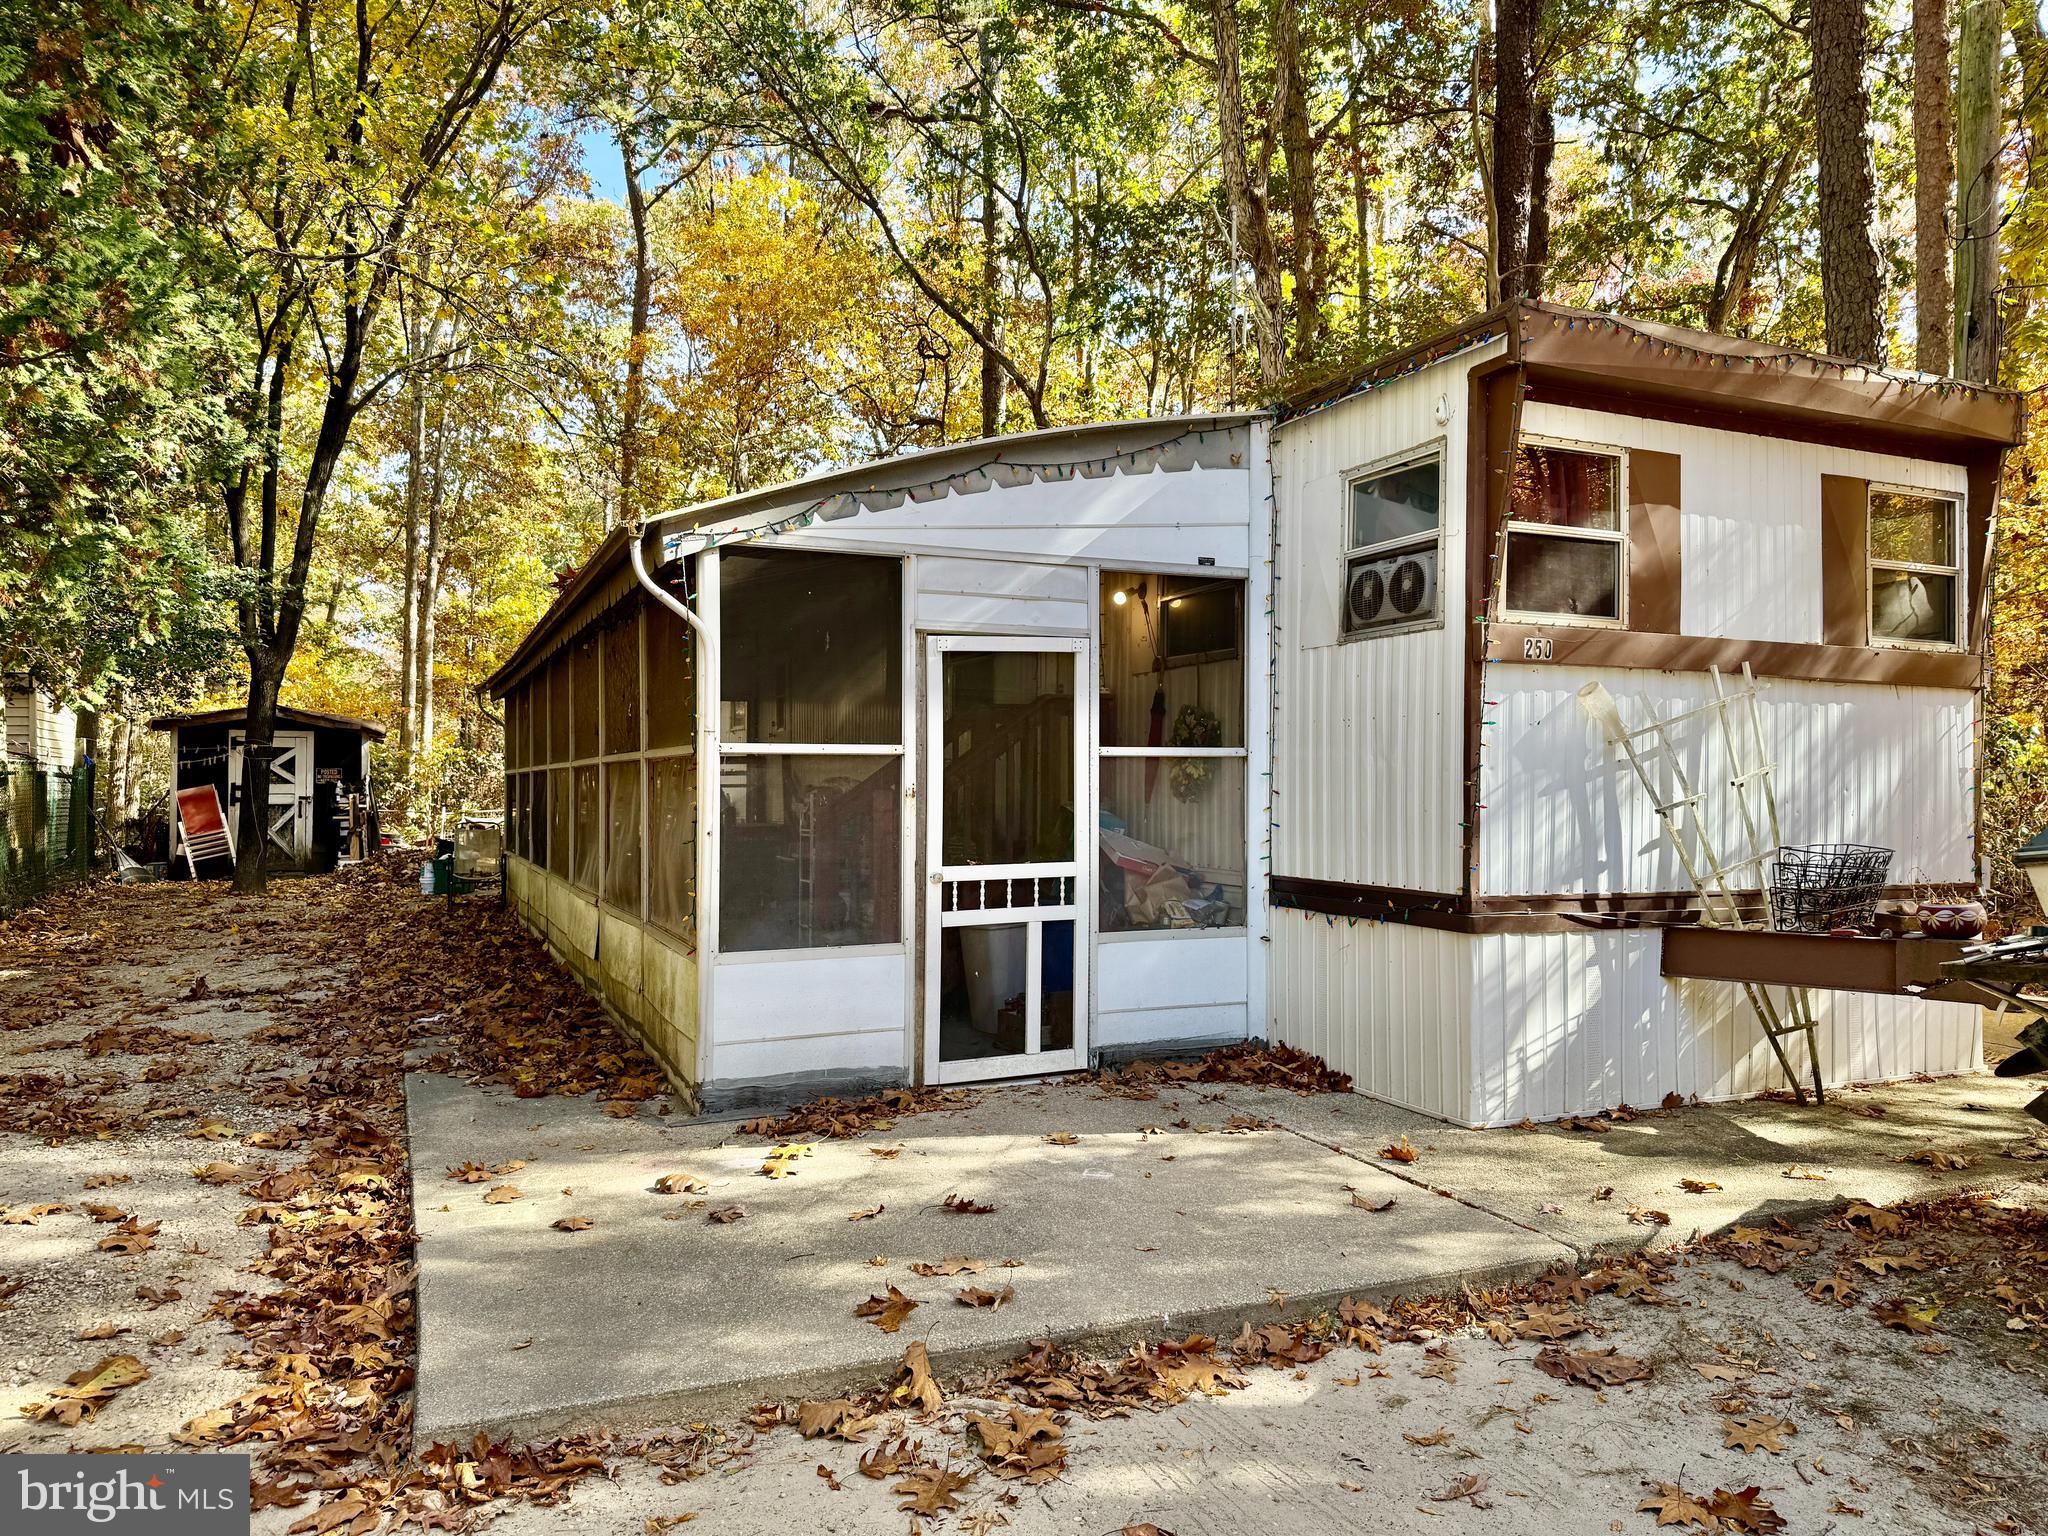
1524, 100, 1556, 298
1490, 0, 1538, 303
396, 322, 425, 766
1953, 0, 2001, 382
1472, 6, 1498, 307
978, 25, 1006, 437
415, 404, 450, 766
1813, 0, 1887, 362
1706, 152, 1797, 331
1351, 80, 1373, 347
620, 133, 653, 522
1274, 0, 1318, 362
1912, 0, 1954, 373
1211, 0, 1286, 387
232, 661, 283, 892
104, 714, 129, 834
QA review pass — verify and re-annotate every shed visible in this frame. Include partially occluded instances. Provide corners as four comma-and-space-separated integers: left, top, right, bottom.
149, 706, 384, 876
487, 416, 1268, 1109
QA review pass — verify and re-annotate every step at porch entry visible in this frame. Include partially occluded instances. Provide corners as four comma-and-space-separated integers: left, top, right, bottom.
923, 635, 1088, 1084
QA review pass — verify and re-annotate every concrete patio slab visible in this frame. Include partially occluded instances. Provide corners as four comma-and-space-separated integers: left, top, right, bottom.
406, 1074, 1573, 1444
1207, 1066, 2046, 1258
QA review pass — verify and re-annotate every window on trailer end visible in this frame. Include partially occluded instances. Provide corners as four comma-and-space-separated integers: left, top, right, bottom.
1869, 487, 1962, 648
1502, 441, 1624, 622
1341, 450, 1442, 638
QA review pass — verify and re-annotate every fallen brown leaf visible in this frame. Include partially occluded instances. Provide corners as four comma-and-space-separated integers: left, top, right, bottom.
855, 1285, 920, 1333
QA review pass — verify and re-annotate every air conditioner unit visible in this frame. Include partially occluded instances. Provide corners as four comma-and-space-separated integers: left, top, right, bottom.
1345, 546, 1437, 633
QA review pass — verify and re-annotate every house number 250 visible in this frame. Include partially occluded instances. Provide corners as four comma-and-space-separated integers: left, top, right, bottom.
1521, 636, 1554, 661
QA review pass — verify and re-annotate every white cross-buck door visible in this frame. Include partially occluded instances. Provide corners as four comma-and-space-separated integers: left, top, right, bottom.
229, 730, 314, 868
923, 636, 1088, 1085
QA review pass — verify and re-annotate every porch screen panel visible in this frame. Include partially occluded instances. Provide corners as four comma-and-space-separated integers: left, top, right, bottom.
530, 771, 549, 868
645, 596, 696, 751
718, 548, 903, 952
720, 548, 900, 742
1096, 569, 1249, 932
505, 687, 525, 771
546, 767, 569, 877
603, 610, 641, 756
548, 657, 570, 763
720, 755, 901, 950
571, 763, 600, 892
603, 759, 641, 912
506, 771, 524, 860
647, 755, 696, 940
571, 633, 600, 760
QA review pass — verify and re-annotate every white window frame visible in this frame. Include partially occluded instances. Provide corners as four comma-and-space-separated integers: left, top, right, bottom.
1339, 441, 1446, 643
713, 547, 909, 959
1500, 434, 1629, 629
1098, 568, 1252, 937
1867, 482, 1965, 653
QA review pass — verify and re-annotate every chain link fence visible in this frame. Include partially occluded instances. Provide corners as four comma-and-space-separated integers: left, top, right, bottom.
1, 761, 95, 913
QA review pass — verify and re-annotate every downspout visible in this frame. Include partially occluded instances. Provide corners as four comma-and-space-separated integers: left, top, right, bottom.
627, 522, 718, 1102
627, 523, 714, 674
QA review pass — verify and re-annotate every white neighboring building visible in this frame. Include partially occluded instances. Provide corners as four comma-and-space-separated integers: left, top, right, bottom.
3, 681, 77, 768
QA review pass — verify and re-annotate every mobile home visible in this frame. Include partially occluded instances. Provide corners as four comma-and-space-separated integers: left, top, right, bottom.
488, 301, 2021, 1122
1267, 302, 2018, 1124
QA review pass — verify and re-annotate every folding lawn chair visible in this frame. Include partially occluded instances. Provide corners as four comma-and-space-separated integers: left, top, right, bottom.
175, 785, 236, 877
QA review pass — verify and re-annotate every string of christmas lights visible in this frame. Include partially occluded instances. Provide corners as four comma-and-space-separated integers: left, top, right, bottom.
1529, 310, 2001, 399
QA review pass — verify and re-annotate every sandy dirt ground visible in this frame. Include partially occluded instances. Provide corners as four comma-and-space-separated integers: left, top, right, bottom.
493, 1217, 2048, 1536
1, 869, 2044, 1536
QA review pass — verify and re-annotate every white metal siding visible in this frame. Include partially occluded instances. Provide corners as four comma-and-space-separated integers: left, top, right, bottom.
818, 463, 1253, 573
1095, 932, 1250, 1050
3, 687, 74, 766
1480, 666, 1975, 896
1269, 909, 1474, 1122
1469, 929, 1982, 1126
709, 950, 909, 1084
1519, 402, 1971, 645
1269, 340, 1504, 891
914, 556, 1090, 635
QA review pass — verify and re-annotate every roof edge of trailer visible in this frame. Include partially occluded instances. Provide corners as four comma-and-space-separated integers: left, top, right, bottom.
483, 411, 1269, 698
147, 705, 389, 741
1278, 299, 2024, 449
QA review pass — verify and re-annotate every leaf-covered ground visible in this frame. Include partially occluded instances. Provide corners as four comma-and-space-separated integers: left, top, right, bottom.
0, 859, 655, 1528
1, 864, 2043, 1535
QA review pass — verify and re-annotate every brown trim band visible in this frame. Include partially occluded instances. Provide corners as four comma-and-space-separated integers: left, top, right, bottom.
1819, 473, 1869, 648
1270, 877, 1714, 934
1521, 373, 2012, 464
1626, 450, 1682, 634
1272, 877, 1979, 936
1483, 624, 1982, 689
1463, 358, 1526, 908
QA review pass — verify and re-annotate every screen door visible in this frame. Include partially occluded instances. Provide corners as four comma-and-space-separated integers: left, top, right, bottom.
923, 635, 1087, 1084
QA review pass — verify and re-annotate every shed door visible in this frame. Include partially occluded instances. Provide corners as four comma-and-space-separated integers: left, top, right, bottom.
229, 730, 314, 868
923, 636, 1087, 1085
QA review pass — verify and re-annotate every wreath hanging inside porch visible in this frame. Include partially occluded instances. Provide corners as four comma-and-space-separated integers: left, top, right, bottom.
1168, 703, 1223, 802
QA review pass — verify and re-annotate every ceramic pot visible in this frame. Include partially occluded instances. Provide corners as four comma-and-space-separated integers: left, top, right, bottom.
1920, 902, 1986, 939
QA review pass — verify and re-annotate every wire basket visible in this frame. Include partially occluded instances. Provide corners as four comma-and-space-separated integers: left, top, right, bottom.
1769, 844, 1893, 933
